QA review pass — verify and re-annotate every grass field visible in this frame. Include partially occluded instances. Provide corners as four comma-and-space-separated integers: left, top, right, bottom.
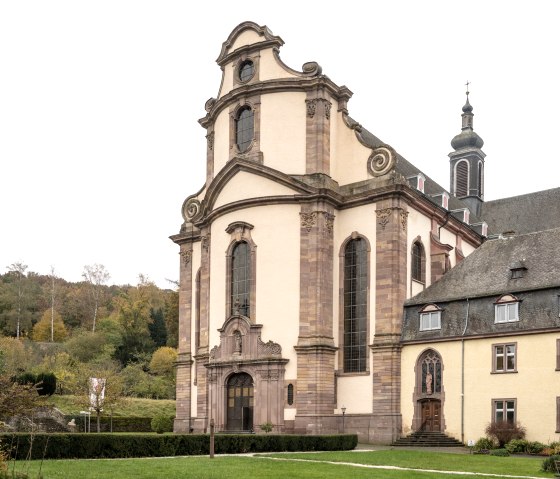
13, 449, 553, 479
46, 395, 175, 417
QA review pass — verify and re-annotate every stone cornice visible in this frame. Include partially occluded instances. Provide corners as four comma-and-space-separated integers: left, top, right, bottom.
199, 76, 353, 129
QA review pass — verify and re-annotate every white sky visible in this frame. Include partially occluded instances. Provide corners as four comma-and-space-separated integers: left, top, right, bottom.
1, 1, 559, 288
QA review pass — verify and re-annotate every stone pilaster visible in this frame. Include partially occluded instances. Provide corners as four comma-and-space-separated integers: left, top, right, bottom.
205, 127, 215, 184
295, 203, 336, 431
305, 91, 332, 175
194, 228, 211, 429
174, 242, 194, 432
370, 199, 408, 443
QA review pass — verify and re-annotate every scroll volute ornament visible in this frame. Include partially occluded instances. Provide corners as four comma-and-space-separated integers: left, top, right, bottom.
182, 198, 202, 223
367, 145, 397, 177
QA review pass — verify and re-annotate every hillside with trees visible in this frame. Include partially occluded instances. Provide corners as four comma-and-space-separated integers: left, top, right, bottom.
0, 264, 179, 407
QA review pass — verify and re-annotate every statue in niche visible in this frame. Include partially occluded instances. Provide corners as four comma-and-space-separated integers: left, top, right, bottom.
233, 331, 242, 354
426, 371, 433, 395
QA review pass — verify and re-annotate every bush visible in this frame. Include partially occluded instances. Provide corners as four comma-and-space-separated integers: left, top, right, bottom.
505, 438, 528, 454
0, 433, 357, 460
473, 437, 495, 453
485, 421, 526, 448
70, 416, 154, 433
490, 448, 510, 457
541, 454, 560, 472
526, 441, 545, 455
260, 422, 273, 433
151, 414, 173, 434
36, 373, 56, 396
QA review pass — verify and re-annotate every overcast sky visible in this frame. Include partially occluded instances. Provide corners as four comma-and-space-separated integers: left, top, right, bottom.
1, 1, 559, 288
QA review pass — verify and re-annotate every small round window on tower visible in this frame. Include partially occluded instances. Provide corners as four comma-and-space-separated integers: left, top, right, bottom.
239, 60, 255, 82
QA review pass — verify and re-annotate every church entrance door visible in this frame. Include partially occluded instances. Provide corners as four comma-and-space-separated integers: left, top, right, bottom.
226, 373, 254, 431
420, 399, 441, 432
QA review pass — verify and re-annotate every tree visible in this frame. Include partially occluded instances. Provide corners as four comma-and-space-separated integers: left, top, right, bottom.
82, 264, 110, 332
148, 308, 167, 347
0, 375, 43, 420
163, 288, 179, 347
48, 266, 58, 342
6, 262, 28, 339
149, 346, 177, 376
32, 309, 68, 342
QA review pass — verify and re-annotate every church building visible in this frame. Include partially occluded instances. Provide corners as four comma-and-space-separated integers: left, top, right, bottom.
171, 21, 560, 444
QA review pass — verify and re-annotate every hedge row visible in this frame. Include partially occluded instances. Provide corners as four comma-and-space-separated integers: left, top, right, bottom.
69, 416, 165, 433
1, 433, 357, 460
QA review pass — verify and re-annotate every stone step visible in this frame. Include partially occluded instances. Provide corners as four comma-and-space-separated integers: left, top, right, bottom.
392, 432, 463, 447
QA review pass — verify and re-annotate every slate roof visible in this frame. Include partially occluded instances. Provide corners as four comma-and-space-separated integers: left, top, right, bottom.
357, 123, 484, 222
481, 188, 560, 236
405, 227, 560, 305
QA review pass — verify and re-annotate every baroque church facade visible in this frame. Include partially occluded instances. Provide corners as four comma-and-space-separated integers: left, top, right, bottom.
171, 22, 560, 444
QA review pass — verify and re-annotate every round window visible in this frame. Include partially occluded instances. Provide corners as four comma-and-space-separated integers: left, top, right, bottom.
239, 60, 255, 82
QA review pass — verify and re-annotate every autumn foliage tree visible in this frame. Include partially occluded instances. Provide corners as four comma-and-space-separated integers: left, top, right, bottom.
32, 309, 68, 342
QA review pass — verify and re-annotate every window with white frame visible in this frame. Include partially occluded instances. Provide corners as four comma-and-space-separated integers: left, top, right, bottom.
493, 343, 516, 372
420, 310, 441, 331
494, 399, 516, 423
495, 302, 519, 323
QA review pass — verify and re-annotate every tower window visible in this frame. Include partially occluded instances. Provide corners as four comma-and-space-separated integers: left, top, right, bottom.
235, 107, 254, 152
455, 161, 469, 197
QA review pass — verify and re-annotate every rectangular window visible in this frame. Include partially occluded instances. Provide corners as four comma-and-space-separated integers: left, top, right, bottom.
493, 399, 516, 423
420, 311, 441, 331
493, 343, 516, 373
495, 302, 519, 323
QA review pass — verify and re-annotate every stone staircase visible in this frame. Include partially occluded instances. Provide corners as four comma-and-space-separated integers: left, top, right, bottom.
392, 430, 464, 447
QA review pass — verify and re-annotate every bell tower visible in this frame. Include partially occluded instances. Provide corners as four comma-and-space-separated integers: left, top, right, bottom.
449, 84, 486, 216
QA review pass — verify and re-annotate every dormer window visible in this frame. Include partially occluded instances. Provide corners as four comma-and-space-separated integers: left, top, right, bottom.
431, 192, 450, 210
451, 208, 470, 225
407, 174, 425, 193
420, 304, 442, 331
495, 294, 519, 323
509, 261, 527, 279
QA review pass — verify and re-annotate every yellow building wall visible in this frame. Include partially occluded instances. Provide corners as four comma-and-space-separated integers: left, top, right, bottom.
402, 332, 560, 443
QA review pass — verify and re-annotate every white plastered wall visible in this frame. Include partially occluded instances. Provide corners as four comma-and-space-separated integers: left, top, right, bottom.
332, 204, 377, 414
330, 109, 372, 186
213, 109, 230, 175
401, 333, 560, 443
208, 204, 301, 380
213, 171, 299, 210
407, 208, 433, 297
260, 92, 306, 175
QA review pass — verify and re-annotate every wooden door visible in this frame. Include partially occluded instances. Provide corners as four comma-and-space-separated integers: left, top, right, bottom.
226, 373, 254, 431
421, 399, 441, 431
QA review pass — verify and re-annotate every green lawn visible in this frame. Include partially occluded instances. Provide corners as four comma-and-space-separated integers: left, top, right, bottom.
14, 450, 553, 479
46, 395, 175, 417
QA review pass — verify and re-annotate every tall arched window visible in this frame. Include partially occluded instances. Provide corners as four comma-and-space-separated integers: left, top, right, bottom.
343, 238, 367, 373
231, 242, 250, 317
235, 107, 254, 152
455, 161, 469, 197
420, 350, 442, 394
411, 241, 425, 283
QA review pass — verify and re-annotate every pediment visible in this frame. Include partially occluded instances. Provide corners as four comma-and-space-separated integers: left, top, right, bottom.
202, 159, 315, 216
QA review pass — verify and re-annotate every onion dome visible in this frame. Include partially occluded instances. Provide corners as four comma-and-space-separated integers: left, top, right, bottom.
451, 93, 484, 150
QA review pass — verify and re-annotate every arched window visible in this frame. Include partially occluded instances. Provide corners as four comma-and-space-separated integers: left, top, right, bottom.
477, 161, 483, 197
287, 383, 294, 406
343, 238, 368, 373
411, 241, 425, 283
231, 242, 250, 317
235, 107, 254, 152
420, 350, 442, 394
455, 161, 469, 197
